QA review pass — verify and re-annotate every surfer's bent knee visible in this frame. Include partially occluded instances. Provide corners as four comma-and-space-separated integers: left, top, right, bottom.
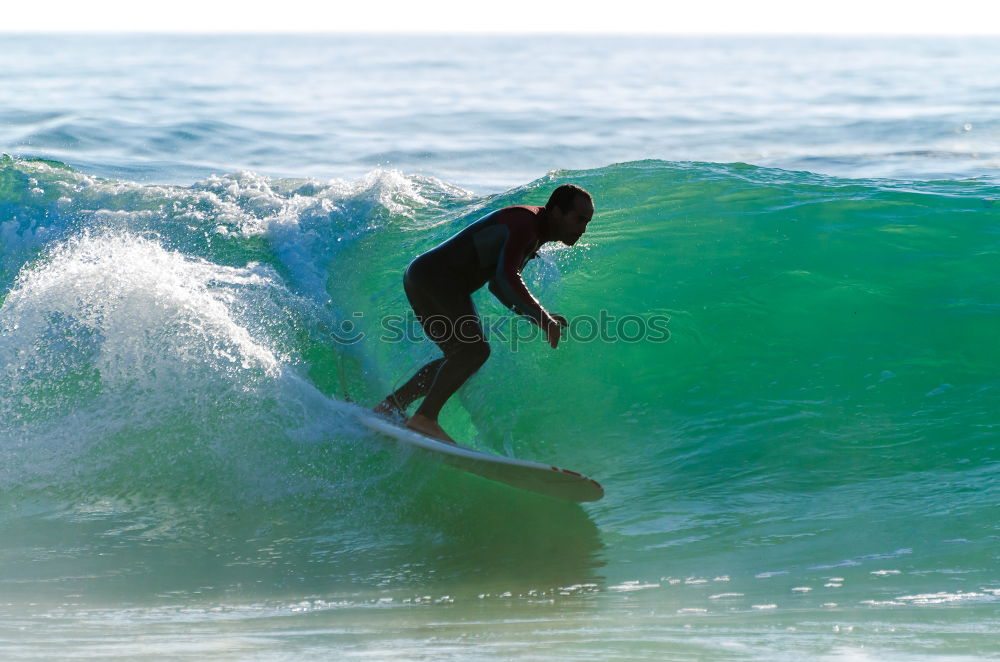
444, 338, 490, 367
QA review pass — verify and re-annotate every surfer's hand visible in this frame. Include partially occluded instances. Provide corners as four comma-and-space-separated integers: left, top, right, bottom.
544, 316, 565, 349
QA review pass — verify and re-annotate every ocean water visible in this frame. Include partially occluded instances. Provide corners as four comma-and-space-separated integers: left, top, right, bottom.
2, 34, 1000, 660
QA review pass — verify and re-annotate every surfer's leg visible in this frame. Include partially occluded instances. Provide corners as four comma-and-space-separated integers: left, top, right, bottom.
413, 309, 489, 421
374, 357, 445, 418
407, 336, 489, 444
379, 261, 488, 442
375, 260, 448, 419
413, 343, 489, 419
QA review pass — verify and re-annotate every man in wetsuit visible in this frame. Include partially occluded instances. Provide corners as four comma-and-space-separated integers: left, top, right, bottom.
374, 184, 595, 443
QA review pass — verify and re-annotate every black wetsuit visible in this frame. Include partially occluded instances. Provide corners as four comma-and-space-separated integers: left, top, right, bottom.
387, 205, 556, 419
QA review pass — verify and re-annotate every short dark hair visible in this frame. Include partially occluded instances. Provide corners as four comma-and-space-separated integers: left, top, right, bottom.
545, 184, 592, 213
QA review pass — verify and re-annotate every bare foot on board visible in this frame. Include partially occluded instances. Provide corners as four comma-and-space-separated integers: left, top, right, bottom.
406, 414, 457, 445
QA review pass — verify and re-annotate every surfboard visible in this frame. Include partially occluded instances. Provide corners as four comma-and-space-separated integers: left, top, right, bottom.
355, 410, 604, 502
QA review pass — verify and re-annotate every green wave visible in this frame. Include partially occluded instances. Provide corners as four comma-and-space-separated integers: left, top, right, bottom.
1, 156, 998, 605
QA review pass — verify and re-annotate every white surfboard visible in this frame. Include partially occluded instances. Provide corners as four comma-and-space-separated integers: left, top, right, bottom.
356, 411, 604, 502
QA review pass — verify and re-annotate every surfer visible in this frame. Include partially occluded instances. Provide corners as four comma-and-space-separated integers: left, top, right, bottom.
374, 184, 595, 443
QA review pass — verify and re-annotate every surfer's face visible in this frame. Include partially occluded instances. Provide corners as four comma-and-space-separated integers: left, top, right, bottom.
553, 195, 594, 246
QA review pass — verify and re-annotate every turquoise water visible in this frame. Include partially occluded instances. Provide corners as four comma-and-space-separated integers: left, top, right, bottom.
2, 35, 1000, 659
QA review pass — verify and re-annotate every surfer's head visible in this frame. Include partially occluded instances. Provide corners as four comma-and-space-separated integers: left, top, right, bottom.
546, 184, 594, 246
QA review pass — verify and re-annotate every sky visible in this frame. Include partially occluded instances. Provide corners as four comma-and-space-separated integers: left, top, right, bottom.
2, 0, 999, 34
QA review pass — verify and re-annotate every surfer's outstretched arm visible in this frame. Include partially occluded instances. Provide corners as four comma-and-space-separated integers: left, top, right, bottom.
488, 275, 565, 349
487, 219, 557, 326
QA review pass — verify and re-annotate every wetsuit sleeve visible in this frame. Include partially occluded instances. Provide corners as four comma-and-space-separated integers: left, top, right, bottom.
488, 221, 553, 328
